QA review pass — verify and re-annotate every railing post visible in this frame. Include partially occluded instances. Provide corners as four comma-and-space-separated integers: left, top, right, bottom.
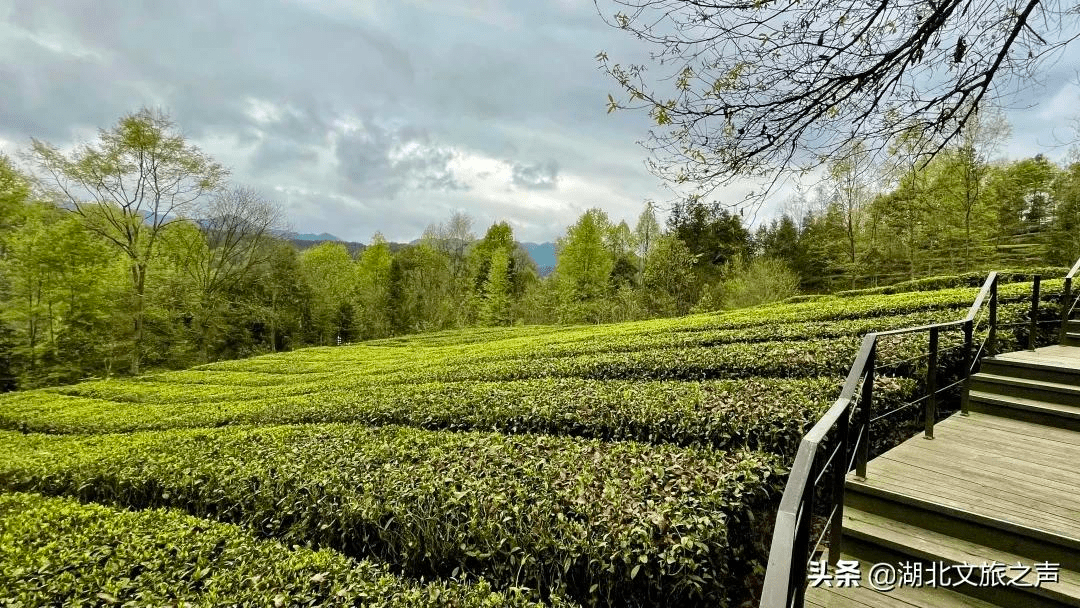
856, 340, 874, 480
925, 327, 938, 439
961, 319, 973, 415
792, 481, 814, 608
988, 275, 998, 356
1062, 277, 1073, 343
1030, 275, 1041, 350
828, 404, 850, 569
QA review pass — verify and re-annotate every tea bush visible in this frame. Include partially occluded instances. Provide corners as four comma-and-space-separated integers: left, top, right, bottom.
0, 426, 783, 608
0, 492, 566, 607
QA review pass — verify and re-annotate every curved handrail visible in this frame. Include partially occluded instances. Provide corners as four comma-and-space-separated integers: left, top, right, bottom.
760, 271, 1000, 608
1067, 257, 1080, 280
759, 334, 874, 607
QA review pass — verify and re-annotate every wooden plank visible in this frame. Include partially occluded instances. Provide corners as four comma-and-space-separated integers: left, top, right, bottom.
1034, 345, 1080, 358
887, 436, 1080, 499
997, 348, 1080, 366
825, 346, 1080, 606
903, 419, 1080, 467
918, 421, 1080, 473
973, 374, 1080, 396
877, 449, 1080, 515
805, 587, 878, 607
867, 413, 1080, 486
915, 436, 1080, 485
806, 586, 907, 607
844, 509, 1080, 599
868, 453, 1080, 521
904, 429, 1080, 474
990, 357, 1080, 371
878, 432, 1080, 485
866, 474, 1080, 540
954, 412, 1080, 446
856, 467, 1080, 538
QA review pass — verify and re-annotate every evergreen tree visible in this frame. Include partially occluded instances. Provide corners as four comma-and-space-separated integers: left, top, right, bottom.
1050, 162, 1080, 266
479, 247, 511, 326
553, 209, 615, 322
668, 198, 751, 298
641, 233, 697, 317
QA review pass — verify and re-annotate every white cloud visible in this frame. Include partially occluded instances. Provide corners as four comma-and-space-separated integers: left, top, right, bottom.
244, 98, 285, 125
441, 149, 646, 238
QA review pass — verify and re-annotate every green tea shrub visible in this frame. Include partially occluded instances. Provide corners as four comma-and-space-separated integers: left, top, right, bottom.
0, 492, 566, 607
0, 426, 783, 608
835, 267, 1069, 297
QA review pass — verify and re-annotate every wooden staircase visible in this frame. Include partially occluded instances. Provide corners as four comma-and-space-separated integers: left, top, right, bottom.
1063, 320, 1080, 347
809, 344, 1080, 607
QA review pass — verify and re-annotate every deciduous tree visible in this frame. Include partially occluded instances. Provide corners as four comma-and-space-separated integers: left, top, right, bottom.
299, 242, 355, 345
26, 108, 226, 373
172, 186, 282, 361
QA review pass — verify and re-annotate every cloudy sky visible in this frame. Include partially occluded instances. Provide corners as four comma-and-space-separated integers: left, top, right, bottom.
2, 1, 1080, 243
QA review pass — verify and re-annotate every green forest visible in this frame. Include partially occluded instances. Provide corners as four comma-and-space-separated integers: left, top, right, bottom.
2, 108, 1079, 391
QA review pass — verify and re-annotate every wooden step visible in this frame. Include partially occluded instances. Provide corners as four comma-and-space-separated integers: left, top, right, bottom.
1064, 333, 1080, 348
979, 352, 1080, 386
968, 391, 1080, 430
969, 373, 1080, 406
845, 477, 1080, 572
805, 558, 999, 607
1065, 320, 1080, 333
840, 507, 1080, 607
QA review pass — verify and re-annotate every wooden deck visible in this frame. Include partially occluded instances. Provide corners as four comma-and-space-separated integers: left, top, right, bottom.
808, 345, 1080, 607
856, 413, 1080, 541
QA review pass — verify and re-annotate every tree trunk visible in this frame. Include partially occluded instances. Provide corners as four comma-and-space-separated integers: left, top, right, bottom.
198, 298, 211, 364
200, 322, 210, 364
270, 290, 277, 353
965, 216, 972, 270
131, 263, 146, 375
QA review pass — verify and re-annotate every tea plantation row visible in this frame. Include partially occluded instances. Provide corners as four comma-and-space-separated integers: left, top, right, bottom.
0, 426, 782, 607
0, 493, 566, 607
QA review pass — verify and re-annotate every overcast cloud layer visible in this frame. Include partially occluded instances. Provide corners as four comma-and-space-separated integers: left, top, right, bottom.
2, 0, 1079, 242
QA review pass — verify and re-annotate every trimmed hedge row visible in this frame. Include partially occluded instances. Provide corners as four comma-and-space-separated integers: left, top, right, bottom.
372, 331, 964, 385
0, 426, 784, 608
91, 336, 886, 385
0, 288, 1035, 445
834, 267, 1070, 298
147, 369, 339, 386
0, 376, 916, 457
407, 310, 966, 366
362, 324, 569, 348
0, 492, 561, 607
669, 279, 1061, 332
29, 332, 890, 393
170, 281, 1042, 376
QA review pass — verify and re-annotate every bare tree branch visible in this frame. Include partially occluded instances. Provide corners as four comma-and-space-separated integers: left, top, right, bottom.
596, 0, 1080, 205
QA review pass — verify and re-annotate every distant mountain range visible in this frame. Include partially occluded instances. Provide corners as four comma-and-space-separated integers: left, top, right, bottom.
283, 232, 556, 276
290, 232, 342, 241
521, 242, 556, 275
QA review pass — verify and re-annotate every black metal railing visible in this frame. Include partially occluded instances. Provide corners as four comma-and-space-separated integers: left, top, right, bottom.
757, 267, 1064, 608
